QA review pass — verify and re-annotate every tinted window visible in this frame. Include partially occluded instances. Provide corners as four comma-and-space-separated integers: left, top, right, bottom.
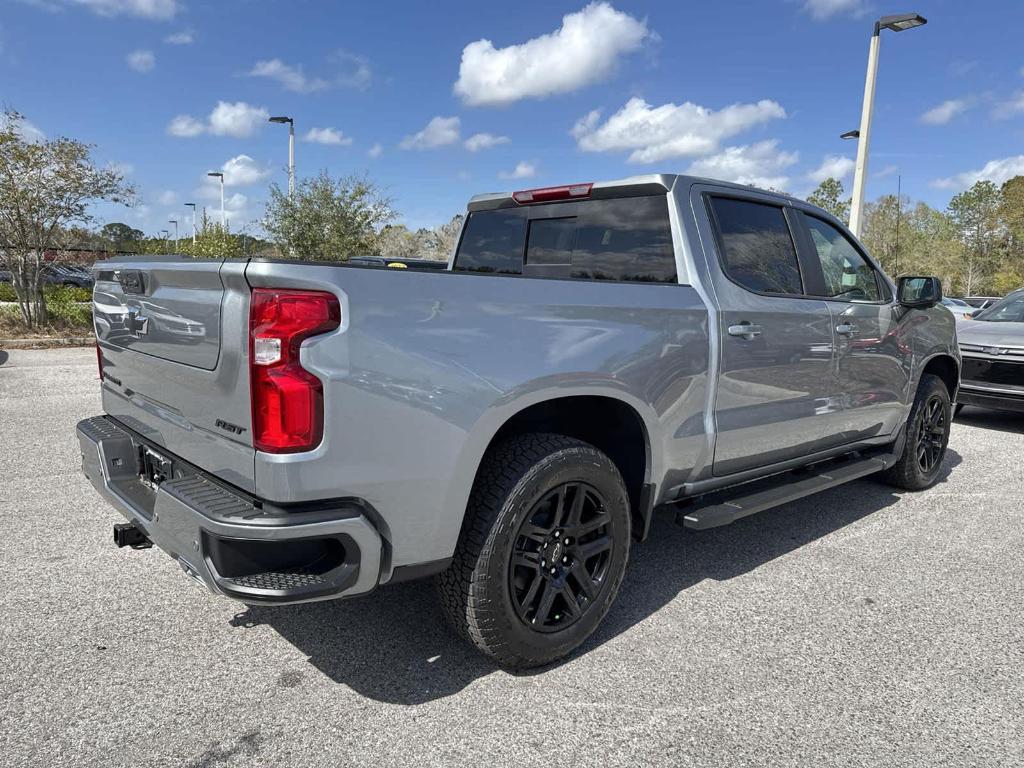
709, 197, 802, 294
455, 210, 526, 274
454, 196, 677, 283
803, 214, 880, 301
526, 217, 575, 266
571, 197, 675, 282
975, 291, 1024, 323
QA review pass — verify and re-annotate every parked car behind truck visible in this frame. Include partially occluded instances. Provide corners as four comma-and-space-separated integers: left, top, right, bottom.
77, 174, 959, 668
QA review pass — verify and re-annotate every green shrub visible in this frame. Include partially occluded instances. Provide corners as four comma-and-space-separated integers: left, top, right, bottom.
45, 285, 93, 328
0, 282, 15, 302
46, 285, 92, 303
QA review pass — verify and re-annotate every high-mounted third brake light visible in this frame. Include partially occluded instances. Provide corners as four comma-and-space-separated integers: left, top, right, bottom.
249, 289, 341, 454
512, 183, 593, 205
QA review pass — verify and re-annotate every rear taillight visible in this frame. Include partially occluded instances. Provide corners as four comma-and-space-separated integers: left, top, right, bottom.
96, 342, 104, 380
249, 288, 341, 453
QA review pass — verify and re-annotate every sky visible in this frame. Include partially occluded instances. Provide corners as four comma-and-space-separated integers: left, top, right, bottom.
2, 0, 1023, 237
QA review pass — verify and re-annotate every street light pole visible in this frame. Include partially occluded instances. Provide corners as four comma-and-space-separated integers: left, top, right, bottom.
269, 116, 295, 198
168, 219, 178, 252
847, 13, 927, 239
185, 202, 197, 244
207, 172, 225, 229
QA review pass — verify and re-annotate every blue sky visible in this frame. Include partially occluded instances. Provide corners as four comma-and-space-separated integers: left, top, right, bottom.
3, 0, 1023, 237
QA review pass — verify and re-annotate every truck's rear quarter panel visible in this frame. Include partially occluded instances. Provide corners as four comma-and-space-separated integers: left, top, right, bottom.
245, 260, 709, 570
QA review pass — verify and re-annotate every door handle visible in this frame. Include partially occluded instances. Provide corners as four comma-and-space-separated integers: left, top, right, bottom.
836, 323, 859, 335
728, 323, 763, 340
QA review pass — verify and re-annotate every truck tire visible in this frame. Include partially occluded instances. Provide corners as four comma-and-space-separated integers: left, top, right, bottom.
436, 433, 631, 668
880, 373, 951, 490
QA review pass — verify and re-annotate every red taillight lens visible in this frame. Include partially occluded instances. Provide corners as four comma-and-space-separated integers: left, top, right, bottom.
249, 288, 341, 453
512, 183, 592, 205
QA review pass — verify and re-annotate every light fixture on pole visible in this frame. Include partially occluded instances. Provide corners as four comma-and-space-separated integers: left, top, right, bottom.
207, 172, 225, 229
159, 229, 169, 251
185, 202, 197, 244
269, 116, 295, 198
847, 12, 927, 238
168, 219, 178, 252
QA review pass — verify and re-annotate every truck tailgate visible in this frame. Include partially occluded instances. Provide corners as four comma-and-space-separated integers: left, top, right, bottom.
93, 257, 256, 492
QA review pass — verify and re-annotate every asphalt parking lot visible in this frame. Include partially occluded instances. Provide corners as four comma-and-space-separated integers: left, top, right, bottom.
1, 346, 1022, 767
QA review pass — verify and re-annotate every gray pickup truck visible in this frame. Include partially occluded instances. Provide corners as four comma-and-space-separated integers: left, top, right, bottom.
77, 174, 958, 668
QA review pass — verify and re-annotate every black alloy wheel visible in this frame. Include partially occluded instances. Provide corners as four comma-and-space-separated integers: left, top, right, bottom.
508, 482, 612, 632
916, 394, 947, 474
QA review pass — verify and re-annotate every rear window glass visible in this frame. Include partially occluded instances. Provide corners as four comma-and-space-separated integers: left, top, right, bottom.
526, 218, 575, 266
454, 196, 677, 284
455, 209, 527, 274
708, 197, 802, 295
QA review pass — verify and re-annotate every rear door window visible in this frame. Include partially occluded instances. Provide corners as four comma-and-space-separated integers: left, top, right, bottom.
707, 197, 803, 295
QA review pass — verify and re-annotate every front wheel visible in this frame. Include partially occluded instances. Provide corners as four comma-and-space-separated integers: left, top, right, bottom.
436, 433, 631, 669
880, 373, 952, 490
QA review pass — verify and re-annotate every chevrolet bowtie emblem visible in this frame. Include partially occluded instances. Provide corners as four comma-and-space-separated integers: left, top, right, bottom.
127, 308, 149, 337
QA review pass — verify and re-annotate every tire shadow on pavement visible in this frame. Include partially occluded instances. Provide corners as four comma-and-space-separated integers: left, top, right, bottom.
227, 450, 961, 705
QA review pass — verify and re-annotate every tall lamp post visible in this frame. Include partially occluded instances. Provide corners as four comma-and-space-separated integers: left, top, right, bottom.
168, 219, 179, 252
185, 202, 197, 244
206, 172, 225, 229
269, 115, 295, 198
847, 12, 927, 238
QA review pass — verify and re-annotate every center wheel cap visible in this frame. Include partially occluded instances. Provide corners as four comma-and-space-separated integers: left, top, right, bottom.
547, 541, 564, 564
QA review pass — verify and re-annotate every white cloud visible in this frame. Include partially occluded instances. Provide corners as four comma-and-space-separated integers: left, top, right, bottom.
400, 116, 460, 150
219, 155, 270, 187
920, 99, 969, 125
499, 161, 537, 180
687, 140, 799, 190
164, 29, 192, 44
157, 189, 177, 206
167, 102, 269, 138
68, 0, 179, 19
167, 114, 204, 137
807, 154, 855, 183
368, 143, 383, 159
108, 161, 134, 177
932, 155, 1024, 190
249, 59, 329, 94
248, 51, 371, 93
454, 2, 651, 106
208, 101, 269, 137
126, 49, 155, 73
464, 132, 510, 152
303, 127, 353, 146
330, 50, 372, 90
572, 96, 787, 164
874, 164, 899, 179
13, 117, 45, 143
802, 0, 864, 20
992, 91, 1024, 120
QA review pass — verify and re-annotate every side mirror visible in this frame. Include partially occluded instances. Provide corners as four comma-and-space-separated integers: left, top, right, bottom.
897, 276, 942, 308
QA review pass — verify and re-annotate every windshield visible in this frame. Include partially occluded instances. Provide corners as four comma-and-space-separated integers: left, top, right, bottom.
974, 291, 1024, 323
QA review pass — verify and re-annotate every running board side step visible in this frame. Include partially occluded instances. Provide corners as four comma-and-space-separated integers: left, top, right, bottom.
675, 449, 897, 531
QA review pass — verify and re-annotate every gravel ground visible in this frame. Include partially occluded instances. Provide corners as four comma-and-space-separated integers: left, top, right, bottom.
1, 347, 1022, 767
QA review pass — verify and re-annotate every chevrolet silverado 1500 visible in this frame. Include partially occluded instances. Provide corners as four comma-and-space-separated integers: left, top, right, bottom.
77, 174, 959, 667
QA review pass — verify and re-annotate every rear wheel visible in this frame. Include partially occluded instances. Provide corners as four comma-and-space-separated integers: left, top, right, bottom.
880, 373, 951, 490
436, 433, 631, 669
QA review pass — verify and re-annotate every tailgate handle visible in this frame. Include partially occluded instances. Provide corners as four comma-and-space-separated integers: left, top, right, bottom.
115, 269, 146, 294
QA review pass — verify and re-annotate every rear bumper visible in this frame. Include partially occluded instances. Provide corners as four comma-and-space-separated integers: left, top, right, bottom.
956, 386, 1024, 413
76, 415, 383, 604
